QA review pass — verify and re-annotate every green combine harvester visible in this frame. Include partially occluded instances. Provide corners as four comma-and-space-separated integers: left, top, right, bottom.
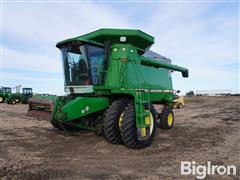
27, 29, 188, 149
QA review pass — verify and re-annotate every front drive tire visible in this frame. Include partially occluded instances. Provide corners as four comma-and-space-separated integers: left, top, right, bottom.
103, 99, 130, 144
159, 107, 174, 129
120, 102, 157, 149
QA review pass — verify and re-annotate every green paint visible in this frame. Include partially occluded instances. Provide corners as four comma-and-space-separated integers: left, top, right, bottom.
0, 87, 12, 103
29, 28, 188, 134
56, 28, 154, 53
56, 97, 109, 121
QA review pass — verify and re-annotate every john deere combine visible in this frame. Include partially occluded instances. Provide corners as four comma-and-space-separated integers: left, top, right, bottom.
27, 29, 188, 149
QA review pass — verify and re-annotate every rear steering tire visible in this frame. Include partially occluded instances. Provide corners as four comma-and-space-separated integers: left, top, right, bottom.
11, 100, 16, 105
159, 107, 174, 129
103, 98, 130, 144
120, 102, 157, 149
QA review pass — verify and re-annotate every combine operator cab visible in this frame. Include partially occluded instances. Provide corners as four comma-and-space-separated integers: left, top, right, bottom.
59, 43, 106, 94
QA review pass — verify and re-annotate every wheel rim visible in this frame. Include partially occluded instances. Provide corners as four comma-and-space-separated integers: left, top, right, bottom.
167, 113, 173, 126
145, 110, 154, 135
0, 97, 3, 102
118, 112, 124, 128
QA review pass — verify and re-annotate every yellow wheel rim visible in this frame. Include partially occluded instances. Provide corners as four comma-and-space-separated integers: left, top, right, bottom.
167, 113, 173, 126
144, 110, 154, 135
0, 97, 3, 102
118, 112, 124, 128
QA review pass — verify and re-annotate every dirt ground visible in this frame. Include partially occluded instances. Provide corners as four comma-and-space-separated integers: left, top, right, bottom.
0, 96, 239, 180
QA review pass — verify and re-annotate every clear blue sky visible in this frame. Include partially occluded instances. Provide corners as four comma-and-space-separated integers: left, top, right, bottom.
1, 1, 239, 95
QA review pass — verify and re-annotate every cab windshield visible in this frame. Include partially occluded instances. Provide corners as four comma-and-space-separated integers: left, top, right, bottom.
23, 88, 32, 94
60, 43, 104, 86
3, 88, 11, 93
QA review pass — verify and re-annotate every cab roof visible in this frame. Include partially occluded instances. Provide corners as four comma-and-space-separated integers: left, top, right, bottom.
56, 28, 154, 52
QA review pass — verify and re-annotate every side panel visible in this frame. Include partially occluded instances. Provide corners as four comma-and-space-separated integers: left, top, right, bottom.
104, 44, 173, 103
125, 63, 173, 91
59, 97, 109, 121
105, 58, 122, 88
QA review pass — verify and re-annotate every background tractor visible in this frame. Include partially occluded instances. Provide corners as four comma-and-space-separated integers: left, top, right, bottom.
172, 96, 185, 109
27, 29, 188, 149
172, 90, 185, 109
21, 88, 33, 104
6, 85, 21, 104
2, 86, 33, 105
0, 87, 12, 103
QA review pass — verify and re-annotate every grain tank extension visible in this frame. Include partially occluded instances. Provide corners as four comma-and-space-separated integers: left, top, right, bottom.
27, 29, 189, 149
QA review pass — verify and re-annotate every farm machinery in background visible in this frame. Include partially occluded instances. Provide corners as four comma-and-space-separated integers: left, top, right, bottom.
20, 88, 33, 104
172, 96, 185, 109
6, 85, 21, 104
0, 87, 12, 103
27, 28, 188, 149
0, 86, 33, 104
172, 90, 185, 109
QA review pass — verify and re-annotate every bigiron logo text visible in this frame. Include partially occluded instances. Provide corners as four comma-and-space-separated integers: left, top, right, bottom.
181, 161, 237, 179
